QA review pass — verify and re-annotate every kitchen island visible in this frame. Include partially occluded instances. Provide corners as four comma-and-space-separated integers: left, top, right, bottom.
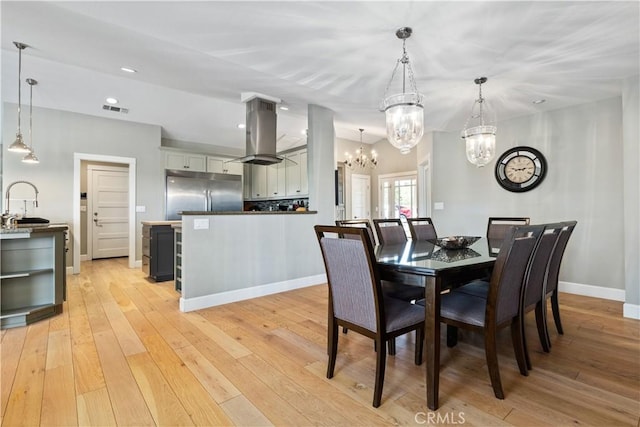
0, 224, 68, 328
177, 210, 324, 312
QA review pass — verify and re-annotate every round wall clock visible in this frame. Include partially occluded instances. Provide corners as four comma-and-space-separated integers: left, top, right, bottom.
494, 146, 547, 192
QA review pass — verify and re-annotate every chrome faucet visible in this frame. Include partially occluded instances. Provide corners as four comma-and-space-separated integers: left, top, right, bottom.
5, 180, 39, 215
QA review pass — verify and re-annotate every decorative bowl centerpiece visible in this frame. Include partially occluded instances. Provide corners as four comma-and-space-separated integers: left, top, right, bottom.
430, 236, 481, 250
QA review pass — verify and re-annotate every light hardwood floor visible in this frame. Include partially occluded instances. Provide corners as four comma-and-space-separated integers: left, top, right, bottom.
1, 258, 638, 426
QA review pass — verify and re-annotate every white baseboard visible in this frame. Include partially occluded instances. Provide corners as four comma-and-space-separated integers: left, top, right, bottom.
66, 266, 74, 275
623, 303, 640, 319
179, 274, 327, 312
559, 281, 625, 302
133, 259, 141, 268
80, 254, 89, 261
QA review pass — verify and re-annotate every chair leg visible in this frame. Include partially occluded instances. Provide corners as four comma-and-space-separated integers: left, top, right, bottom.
551, 291, 564, 335
511, 318, 529, 376
415, 327, 424, 365
373, 337, 387, 408
521, 313, 532, 371
327, 318, 339, 379
484, 330, 505, 399
446, 325, 458, 348
388, 338, 396, 355
535, 301, 550, 353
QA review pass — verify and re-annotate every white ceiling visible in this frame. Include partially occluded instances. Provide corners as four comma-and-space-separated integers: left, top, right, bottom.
1, 1, 638, 151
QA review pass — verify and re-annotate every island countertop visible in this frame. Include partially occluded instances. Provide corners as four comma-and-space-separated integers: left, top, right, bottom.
0, 223, 69, 238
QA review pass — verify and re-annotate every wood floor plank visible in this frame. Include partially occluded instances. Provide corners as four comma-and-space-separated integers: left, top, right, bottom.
2, 321, 49, 426
0, 326, 27, 420
76, 387, 116, 426
219, 394, 274, 427
41, 364, 77, 426
127, 351, 195, 426
93, 329, 155, 426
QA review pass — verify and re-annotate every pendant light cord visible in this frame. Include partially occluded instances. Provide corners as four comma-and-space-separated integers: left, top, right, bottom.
16, 47, 22, 134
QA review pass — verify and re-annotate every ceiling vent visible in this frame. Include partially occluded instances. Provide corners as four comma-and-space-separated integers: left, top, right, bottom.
102, 104, 129, 114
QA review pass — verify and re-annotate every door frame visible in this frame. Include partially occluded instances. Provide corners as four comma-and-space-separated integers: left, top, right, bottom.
417, 153, 432, 218
86, 164, 130, 261
73, 153, 137, 274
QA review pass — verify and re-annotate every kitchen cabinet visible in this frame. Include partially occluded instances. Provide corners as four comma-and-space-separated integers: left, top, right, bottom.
286, 149, 308, 196
1, 227, 67, 329
206, 156, 243, 175
165, 152, 206, 172
267, 162, 286, 198
174, 226, 182, 292
251, 165, 268, 199
142, 223, 175, 282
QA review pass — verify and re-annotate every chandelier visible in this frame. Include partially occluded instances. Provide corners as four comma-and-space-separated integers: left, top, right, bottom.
8, 42, 31, 154
380, 27, 424, 155
344, 129, 377, 169
22, 78, 39, 164
461, 77, 496, 167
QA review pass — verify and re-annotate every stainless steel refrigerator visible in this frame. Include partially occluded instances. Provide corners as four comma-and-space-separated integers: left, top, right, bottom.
165, 169, 243, 220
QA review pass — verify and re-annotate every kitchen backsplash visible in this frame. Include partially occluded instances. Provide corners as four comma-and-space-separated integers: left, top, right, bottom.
243, 198, 309, 212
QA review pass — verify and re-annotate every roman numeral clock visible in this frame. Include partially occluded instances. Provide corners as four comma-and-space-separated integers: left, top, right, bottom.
494, 146, 547, 192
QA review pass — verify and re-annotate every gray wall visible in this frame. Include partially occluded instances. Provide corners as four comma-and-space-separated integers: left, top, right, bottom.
2, 104, 164, 262
431, 96, 626, 291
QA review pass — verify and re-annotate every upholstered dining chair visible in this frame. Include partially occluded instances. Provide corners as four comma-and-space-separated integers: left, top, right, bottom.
407, 217, 438, 241
373, 218, 408, 245
542, 221, 577, 343
421, 225, 542, 399
487, 217, 531, 240
335, 219, 377, 245
337, 219, 423, 354
314, 225, 425, 407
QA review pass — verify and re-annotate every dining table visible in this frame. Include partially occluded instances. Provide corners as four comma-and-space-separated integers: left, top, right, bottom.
375, 237, 499, 410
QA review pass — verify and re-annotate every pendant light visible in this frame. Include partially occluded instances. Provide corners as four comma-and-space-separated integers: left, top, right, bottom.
8, 42, 31, 154
22, 78, 39, 164
461, 77, 496, 167
344, 129, 378, 169
380, 27, 424, 155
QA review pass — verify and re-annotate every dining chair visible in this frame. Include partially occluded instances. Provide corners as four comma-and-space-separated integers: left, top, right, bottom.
424, 225, 542, 399
542, 220, 577, 343
486, 217, 531, 240
314, 225, 425, 408
337, 218, 423, 354
373, 218, 408, 245
407, 217, 438, 241
335, 219, 377, 245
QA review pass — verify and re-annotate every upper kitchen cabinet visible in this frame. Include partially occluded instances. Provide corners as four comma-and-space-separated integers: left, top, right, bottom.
286, 149, 308, 196
206, 156, 243, 175
251, 165, 268, 199
267, 162, 286, 198
165, 152, 206, 172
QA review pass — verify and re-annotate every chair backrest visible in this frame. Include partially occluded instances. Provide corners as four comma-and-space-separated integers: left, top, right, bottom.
522, 223, 564, 308
487, 225, 543, 326
335, 219, 377, 245
545, 221, 577, 295
315, 225, 383, 333
407, 217, 437, 241
487, 217, 531, 240
373, 219, 408, 245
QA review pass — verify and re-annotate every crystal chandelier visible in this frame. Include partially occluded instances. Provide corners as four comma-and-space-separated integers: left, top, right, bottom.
8, 42, 31, 154
22, 78, 40, 164
344, 129, 378, 169
380, 27, 424, 155
461, 77, 496, 167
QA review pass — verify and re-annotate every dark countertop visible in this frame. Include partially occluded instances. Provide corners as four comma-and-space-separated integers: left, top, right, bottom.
1, 223, 68, 238
141, 220, 181, 226
180, 210, 317, 215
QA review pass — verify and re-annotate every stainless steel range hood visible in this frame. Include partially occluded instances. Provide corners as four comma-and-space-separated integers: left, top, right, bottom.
237, 97, 283, 165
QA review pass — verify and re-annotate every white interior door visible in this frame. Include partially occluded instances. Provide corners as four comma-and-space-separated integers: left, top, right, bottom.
351, 174, 370, 219
89, 165, 129, 259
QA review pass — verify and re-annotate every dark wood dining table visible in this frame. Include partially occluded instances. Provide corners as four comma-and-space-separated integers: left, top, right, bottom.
375, 237, 498, 410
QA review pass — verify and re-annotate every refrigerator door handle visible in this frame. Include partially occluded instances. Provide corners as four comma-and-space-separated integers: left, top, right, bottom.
206, 189, 210, 211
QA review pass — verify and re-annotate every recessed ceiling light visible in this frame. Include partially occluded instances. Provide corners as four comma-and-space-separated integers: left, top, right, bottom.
120, 67, 137, 73
279, 106, 289, 111
237, 124, 246, 129
533, 99, 546, 104
105, 97, 118, 104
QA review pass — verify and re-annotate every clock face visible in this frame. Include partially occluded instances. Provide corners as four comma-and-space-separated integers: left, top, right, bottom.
495, 146, 547, 192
